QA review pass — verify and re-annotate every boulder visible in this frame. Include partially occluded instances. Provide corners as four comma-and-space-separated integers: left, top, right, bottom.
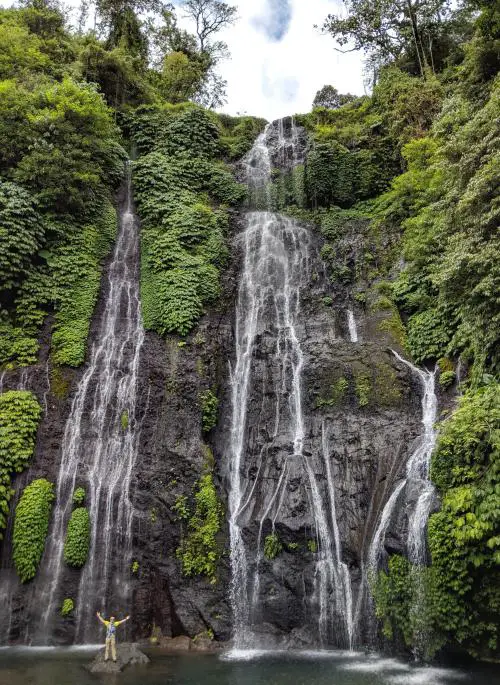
158, 635, 192, 651
88, 642, 149, 673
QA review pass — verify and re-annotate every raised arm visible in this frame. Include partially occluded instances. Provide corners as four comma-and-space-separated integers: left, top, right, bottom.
116, 615, 130, 626
96, 611, 108, 626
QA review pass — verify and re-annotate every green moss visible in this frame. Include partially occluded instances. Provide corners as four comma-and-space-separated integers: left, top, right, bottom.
439, 370, 456, 388
63, 507, 90, 568
307, 539, 318, 553
176, 473, 223, 584
131, 560, 139, 574
120, 410, 129, 430
374, 363, 402, 406
316, 376, 349, 408
50, 365, 70, 400
199, 389, 218, 433
371, 554, 443, 659
437, 357, 454, 373
13, 478, 55, 582
0, 390, 41, 536
61, 598, 74, 617
377, 309, 408, 349
264, 533, 283, 560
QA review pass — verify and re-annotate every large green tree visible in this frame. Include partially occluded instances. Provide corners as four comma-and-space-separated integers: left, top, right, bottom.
322, 0, 453, 76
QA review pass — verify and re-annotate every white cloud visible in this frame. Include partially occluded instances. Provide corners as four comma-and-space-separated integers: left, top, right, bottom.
211, 0, 366, 121
0, 0, 366, 121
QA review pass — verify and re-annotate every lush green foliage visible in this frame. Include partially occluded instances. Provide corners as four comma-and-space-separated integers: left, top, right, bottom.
428, 382, 499, 658
264, 533, 283, 560
199, 389, 219, 433
1, 201, 117, 368
133, 109, 245, 336
64, 506, 91, 568
0, 181, 44, 292
176, 473, 223, 584
0, 390, 41, 536
379, 77, 500, 378
0, 5, 125, 369
13, 478, 54, 583
61, 598, 74, 617
373, 383, 500, 659
372, 555, 441, 659
218, 113, 267, 160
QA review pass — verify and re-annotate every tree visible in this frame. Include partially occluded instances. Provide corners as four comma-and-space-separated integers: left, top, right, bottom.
312, 85, 357, 110
180, 0, 237, 52
321, 0, 453, 77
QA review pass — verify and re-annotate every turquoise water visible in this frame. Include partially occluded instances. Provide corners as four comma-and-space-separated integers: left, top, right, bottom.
0, 648, 498, 685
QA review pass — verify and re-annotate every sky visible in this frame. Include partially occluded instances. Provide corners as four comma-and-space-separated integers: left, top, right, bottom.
180, 0, 366, 120
0, 0, 366, 121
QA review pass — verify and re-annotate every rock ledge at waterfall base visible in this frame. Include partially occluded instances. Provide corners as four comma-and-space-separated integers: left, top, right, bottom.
87, 643, 149, 673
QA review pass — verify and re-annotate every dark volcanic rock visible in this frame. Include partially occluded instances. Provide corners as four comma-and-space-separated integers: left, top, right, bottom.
87, 642, 149, 673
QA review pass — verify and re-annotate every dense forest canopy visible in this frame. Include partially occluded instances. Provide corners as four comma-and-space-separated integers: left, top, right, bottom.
0, 0, 498, 662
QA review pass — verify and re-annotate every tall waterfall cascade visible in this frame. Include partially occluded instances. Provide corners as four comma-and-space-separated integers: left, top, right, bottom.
0, 164, 145, 644
227, 118, 440, 651
229, 119, 356, 649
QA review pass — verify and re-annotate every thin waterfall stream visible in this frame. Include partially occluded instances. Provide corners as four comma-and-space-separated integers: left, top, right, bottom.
27, 163, 145, 643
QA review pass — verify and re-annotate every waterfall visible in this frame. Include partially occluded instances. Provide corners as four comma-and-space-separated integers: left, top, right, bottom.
28, 163, 145, 643
229, 119, 353, 649
305, 423, 354, 648
229, 210, 312, 645
347, 310, 359, 343
369, 353, 437, 568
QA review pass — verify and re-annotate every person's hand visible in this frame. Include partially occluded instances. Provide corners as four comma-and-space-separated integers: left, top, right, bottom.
126, 615, 130, 620
96, 611, 100, 617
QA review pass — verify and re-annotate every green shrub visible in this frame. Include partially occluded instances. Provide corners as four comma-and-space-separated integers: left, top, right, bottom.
439, 370, 456, 388
371, 554, 442, 658
0, 390, 41, 535
427, 382, 500, 659
176, 473, 223, 584
199, 389, 218, 433
13, 478, 55, 582
407, 309, 450, 364
63, 507, 90, 568
264, 533, 283, 560
72, 487, 85, 505
61, 598, 74, 617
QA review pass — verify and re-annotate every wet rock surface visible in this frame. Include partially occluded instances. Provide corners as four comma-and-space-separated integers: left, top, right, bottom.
87, 642, 149, 673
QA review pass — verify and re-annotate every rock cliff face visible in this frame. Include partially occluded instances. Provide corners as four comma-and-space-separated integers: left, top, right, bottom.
0, 119, 429, 648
